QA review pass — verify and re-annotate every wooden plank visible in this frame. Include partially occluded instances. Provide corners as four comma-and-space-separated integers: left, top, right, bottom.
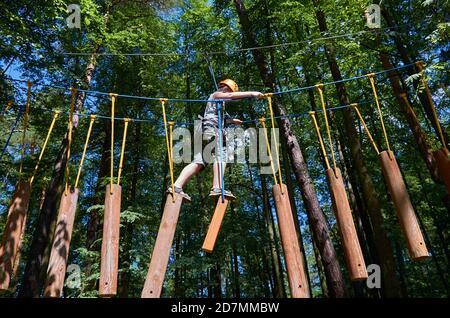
44, 187, 79, 297
141, 194, 184, 298
326, 168, 367, 281
272, 184, 310, 298
0, 181, 31, 291
202, 197, 230, 253
99, 184, 122, 297
434, 148, 450, 195
379, 151, 429, 260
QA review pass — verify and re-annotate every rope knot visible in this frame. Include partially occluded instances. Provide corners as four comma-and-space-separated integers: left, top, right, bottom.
315, 84, 324, 91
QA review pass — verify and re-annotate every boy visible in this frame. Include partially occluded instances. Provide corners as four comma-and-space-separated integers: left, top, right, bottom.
168, 79, 263, 201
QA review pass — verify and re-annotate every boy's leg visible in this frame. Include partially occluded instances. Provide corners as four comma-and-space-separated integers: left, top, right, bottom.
174, 162, 204, 189
212, 161, 226, 189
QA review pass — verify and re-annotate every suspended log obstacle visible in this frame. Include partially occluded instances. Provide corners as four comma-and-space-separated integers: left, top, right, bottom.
326, 168, 367, 280
99, 184, 122, 297
415, 61, 450, 193
379, 151, 429, 259
273, 184, 310, 298
1, 105, 59, 291
311, 85, 368, 281
141, 100, 186, 298
353, 72, 430, 261
43, 98, 97, 297
44, 188, 79, 297
0, 83, 34, 291
141, 194, 185, 298
434, 146, 450, 195
259, 96, 310, 298
202, 196, 231, 253
98, 95, 131, 297
0, 181, 32, 291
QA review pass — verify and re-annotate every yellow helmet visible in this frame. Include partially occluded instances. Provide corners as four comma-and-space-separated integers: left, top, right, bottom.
219, 79, 239, 92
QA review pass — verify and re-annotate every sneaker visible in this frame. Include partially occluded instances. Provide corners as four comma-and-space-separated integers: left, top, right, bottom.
209, 188, 236, 200
167, 186, 191, 202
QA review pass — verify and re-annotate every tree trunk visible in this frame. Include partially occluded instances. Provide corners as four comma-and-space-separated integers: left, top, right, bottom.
313, 4, 402, 297
233, 0, 346, 297
19, 47, 100, 297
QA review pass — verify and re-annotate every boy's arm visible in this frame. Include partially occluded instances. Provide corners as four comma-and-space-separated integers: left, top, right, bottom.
213, 91, 264, 100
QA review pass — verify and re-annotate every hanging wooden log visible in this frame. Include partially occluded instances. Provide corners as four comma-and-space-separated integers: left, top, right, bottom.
141, 194, 184, 298
44, 187, 79, 297
0, 180, 31, 291
272, 184, 310, 298
379, 151, 429, 260
99, 184, 121, 297
326, 168, 367, 281
202, 197, 230, 253
433, 148, 450, 195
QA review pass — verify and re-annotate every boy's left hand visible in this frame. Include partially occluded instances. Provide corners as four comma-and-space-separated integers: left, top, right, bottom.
231, 119, 243, 125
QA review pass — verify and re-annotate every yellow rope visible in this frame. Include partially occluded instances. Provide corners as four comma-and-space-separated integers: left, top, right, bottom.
309, 111, 331, 170
19, 81, 32, 176
368, 73, 392, 159
351, 103, 380, 155
65, 87, 77, 195
168, 121, 175, 202
2, 100, 13, 115
109, 93, 118, 194
75, 115, 96, 188
259, 118, 278, 186
117, 118, 131, 185
29, 111, 60, 185
315, 84, 337, 174
161, 98, 176, 202
265, 93, 283, 189
415, 61, 447, 150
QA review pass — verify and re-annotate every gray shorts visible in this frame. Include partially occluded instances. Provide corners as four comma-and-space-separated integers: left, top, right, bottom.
192, 127, 227, 167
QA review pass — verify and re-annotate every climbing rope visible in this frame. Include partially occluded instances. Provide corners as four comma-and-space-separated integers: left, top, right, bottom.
29, 111, 60, 185
74, 115, 96, 188
161, 98, 176, 202
19, 81, 32, 177
259, 117, 279, 187
315, 84, 337, 174
1, 100, 13, 116
309, 111, 331, 170
415, 61, 447, 150
65, 87, 77, 195
265, 94, 283, 190
117, 118, 131, 185
217, 101, 225, 202
168, 121, 175, 197
368, 73, 392, 159
350, 103, 380, 155
7, 63, 417, 104
110, 93, 118, 194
